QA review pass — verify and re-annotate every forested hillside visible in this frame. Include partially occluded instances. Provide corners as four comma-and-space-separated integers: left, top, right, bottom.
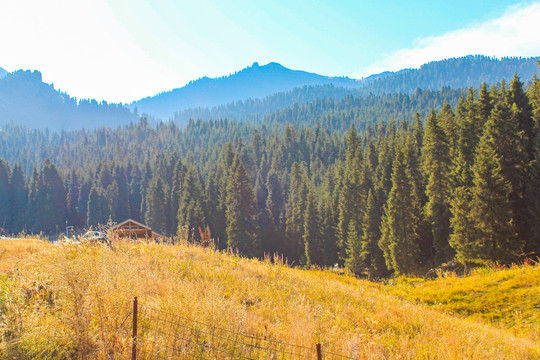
0, 67, 7, 79
363, 55, 540, 95
0, 70, 138, 130
130, 62, 363, 120
1, 71, 539, 275
171, 56, 540, 125
1, 56, 537, 131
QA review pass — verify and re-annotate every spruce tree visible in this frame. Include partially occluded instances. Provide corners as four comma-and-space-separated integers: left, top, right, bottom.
345, 217, 362, 275
467, 104, 522, 262
0, 160, 11, 232
226, 156, 259, 257
423, 110, 453, 263
145, 177, 167, 236
177, 166, 206, 241
303, 191, 323, 266
359, 189, 388, 278
337, 127, 363, 264
285, 162, 308, 262
39, 160, 66, 233
87, 186, 109, 228
8, 164, 27, 234
66, 170, 83, 228
379, 148, 420, 275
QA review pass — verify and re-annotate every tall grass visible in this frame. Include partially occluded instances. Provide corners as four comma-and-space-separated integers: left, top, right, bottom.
0, 238, 539, 359
386, 260, 540, 342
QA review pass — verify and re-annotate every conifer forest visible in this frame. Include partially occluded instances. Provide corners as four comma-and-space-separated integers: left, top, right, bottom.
1, 73, 539, 277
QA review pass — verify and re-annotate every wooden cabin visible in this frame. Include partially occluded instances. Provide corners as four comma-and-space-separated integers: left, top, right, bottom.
111, 219, 163, 240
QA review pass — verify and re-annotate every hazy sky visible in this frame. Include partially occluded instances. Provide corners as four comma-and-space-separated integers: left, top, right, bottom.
1, 0, 540, 103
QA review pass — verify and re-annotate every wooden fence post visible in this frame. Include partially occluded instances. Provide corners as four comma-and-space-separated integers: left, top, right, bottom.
132, 297, 138, 360
316, 343, 322, 360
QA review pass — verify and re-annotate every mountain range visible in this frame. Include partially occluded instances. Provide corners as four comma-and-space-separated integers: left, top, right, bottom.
130, 62, 368, 120
0, 56, 538, 130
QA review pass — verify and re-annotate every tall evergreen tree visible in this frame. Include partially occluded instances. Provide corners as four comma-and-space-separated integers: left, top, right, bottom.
379, 148, 421, 275
87, 186, 109, 228
226, 156, 259, 257
285, 162, 308, 262
177, 166, 206, 241
0, 160, 11, 232
145, 177, 168, 236
423, 109, 453, 263
359, 189, 388, 278
337, 127, 363, 264
466, 104, 522, 262
66, 170, 83, 228
39, 160, 66, 233
303, 191, 323, 266
8, 164, 27, 234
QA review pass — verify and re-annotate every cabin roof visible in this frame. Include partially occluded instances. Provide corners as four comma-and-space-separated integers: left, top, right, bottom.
111, 219, 164, 239
111, 218, 151, 231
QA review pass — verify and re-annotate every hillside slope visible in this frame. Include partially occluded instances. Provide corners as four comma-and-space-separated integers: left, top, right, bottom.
0, 70, 138, 130
387, 263, 540, 341
130, 62, 363, 120
0, 67, 7, 79
171, 56, 540, 124
0, 239, 538, 359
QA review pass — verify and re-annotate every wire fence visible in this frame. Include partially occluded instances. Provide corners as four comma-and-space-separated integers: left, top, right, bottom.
109, 297, 357, 360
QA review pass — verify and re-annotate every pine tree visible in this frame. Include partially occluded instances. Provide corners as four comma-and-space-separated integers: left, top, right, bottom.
423, 109, 453, 263
337, 127, 363, 264
39, 160, 66, 233
359, 189, 388, 278
303, 191, 323, 266
467, 104, 522, 262
508, 73, 534, 158
177, 166, 206, 241
87, 186, 109, 228
8, 164, 27, 234
345, 217, 362, 275
145, 177, 167, 236
285, 162, 308, 262
527, 69, 540, 253
0, 160, 11, 232
226, 156, 259, 257
128, 165, 143, 222
66, 170, 83, 228
113, 166, 130, 222
379, 148, 420, 275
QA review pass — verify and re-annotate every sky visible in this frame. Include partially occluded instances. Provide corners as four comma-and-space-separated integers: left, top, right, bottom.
1, 0, 540, 103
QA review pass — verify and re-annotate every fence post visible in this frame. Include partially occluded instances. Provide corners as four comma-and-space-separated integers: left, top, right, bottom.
316, 343, 322, 360
132, 296, 138, 360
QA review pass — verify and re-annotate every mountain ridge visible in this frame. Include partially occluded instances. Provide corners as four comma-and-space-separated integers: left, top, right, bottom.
1, 55, 539, 131
130, 61, 364, 120
0, 70, 137, 130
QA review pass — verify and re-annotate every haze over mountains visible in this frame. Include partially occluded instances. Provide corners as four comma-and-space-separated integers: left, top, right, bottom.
0, 55, 538, 130
130, 62, 365, 120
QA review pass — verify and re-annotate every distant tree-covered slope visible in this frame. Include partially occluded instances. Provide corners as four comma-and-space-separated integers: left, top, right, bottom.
0, 67, 7, 79
0, 70, 138, 130
130, 62, 364, 120
363, 55, 540, 95
170, 56, 540, 125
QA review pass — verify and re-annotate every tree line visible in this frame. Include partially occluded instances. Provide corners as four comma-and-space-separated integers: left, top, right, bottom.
0, 73, 539, 276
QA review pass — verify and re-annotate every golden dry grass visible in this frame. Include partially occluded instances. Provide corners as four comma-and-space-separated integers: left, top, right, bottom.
0, 238, 539, 359
385, 261, 540, 342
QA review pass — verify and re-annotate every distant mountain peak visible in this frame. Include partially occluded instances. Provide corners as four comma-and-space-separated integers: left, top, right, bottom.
130, 61, 362, 119
0, 67, 8, 79
8, 69, 43, 83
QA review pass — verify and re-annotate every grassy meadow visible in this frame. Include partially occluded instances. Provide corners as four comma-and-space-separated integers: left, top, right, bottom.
0, 237, 539, 359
